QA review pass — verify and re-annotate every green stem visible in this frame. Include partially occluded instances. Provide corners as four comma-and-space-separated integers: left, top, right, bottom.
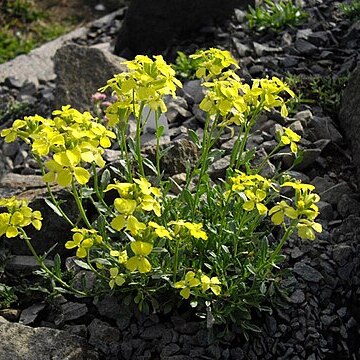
173, 237, 181, 283
116, 118, 132, 182
135, 103, 145, 177
71, 181, 92, 228
21, 229, 87, 297
91, 163, 114, 215
155, 110, 161, 181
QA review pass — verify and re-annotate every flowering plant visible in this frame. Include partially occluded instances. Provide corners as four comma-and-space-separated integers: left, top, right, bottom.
0, 49, 322, 333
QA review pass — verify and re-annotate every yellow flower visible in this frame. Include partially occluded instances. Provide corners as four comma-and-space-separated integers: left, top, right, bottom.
110, 250, 128, 264
126, 241, 153, 273
174, 271, 201, 299
243, 189, 268, 215
297, 219, 322, 240
0, 199, 42, 238
278, 127, 301, 154
148, 221, 172, 239
169, 220, 208, 240
65, 228, 102, 258
269, 201, 298, 225
201, 274, 221, 295
109, 267, 125, 289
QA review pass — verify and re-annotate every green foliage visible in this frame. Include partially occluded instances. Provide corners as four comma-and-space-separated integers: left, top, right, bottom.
172, 51, 202, 80
0, 49, 323, 333
0, 0, 70, 64
0, 100, 32, 126
285, 73, 349, 117
246, 0, 308, 31
0, 283, 17, 309
340, 0, 360, 20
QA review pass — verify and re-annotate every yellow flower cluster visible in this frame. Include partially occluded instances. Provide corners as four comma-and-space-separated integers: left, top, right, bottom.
190, 48, 239, 80
65, 228, 103, 258
226, 172, 274, 216
0, 197, 42, 238
100, 55, 182, 126
174, 270, 221, 299
1, 106, 116, 187
277, 126, 301, 154
106, 177, 162, 234
192, 49, 295, 126
269, 181, 322, 240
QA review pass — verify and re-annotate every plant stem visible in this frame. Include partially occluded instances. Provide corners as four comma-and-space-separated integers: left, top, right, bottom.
71, 181, 92, 228
173, 237, 181, 283
20, 229, 87, 297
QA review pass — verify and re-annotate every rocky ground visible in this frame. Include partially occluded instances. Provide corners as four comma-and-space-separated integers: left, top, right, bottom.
0, 0, 360, 359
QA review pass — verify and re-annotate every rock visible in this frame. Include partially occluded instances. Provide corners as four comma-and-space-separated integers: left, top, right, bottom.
337, 194, 360, 218
339, 62, 360, 187
0, 322, 99, 360
144, 138, 198, 176
54, 302, 88, 325
289, 290, 306, 304
0, 27, 87, 87
295, 38, 318, 55
319, 182, 352, 205
88, 318, 121, 356
233, 38, 252, 57
114, 0, 254, 56
308, 116, 343, 144
19, 303, 46, 325
317, 201, 333, 221
161, 343, 181, 357
332, 245, 353, 266
54, 44, 126, 111
182, 80, 206, 104
5, 256, 54, 274
293, 262, 323, 282
253, 42, 282, 57
209, 155, 231, 179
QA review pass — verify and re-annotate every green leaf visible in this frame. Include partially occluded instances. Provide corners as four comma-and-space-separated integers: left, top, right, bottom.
44, 198, 63, 218
188, 129, 200, 147
73, 259, 92, 270
100, 169, 111, 190
143, 157, 157, 175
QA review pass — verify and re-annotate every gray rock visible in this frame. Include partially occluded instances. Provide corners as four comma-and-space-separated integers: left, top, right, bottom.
339, 62, 360, 187
295, 38, 318, 55
5, 256, 54, 274
332, 245, 353, 266
289, 290, 305, 304
19, 303, 46, 325
293, 262, 323, 282
209, 155, 231, 179
0, 27, 87, 87
233, 38, 252, 57
182, 80, 206, 104
253, 42, 282, 57
319, 182, 352, 205
63, 325, 88, 338
309, 116, 343, 144
161, 343, 180, 357
337, 194, 360, 218
54, 44, 126, 111
88, 318, 121, 356
54, 302, 88, 325
144, 138, 198, 176
0, 322, 99, 360
317, 201, 334, 221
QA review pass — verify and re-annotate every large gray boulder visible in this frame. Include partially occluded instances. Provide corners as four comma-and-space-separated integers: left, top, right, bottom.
114, 0, 254, 57
339, 63, 360, 187
0, 322, 99, 360
54, 44, 127, 112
